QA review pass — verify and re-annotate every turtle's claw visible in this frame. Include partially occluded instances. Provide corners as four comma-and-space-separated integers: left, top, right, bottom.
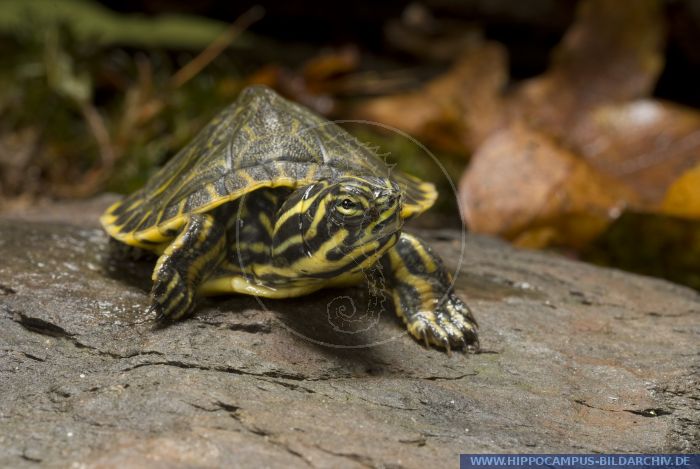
148, 302, 182, 331
147, 303, 162, 320
405, 293, 479, 352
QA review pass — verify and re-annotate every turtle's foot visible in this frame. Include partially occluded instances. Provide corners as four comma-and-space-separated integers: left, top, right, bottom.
147, 212, 227, 322
406, 292, 479, 352
149, 265, 196, 321
380, 232, 479, 353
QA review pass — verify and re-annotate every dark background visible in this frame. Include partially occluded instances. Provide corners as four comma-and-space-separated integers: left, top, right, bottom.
99, 0, 699, 106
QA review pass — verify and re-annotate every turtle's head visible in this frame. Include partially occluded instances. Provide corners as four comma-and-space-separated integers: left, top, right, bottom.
272, 176, 403, 274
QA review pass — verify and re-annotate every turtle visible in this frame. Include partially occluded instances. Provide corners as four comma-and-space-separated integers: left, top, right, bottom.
101, 85, 478, 350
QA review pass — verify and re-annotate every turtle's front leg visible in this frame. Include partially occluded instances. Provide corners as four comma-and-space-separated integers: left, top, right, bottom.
150, 213, 227, 321
380, 232, 479, 351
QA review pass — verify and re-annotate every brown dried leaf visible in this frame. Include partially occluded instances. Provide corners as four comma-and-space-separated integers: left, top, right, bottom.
662, 165, 700, 219
351, 41, 507, 154
512, 0, 665, 139
301, 46, 360, 93
459, 122, 636, 248
456, 0, 691, 247
246, 47, 363, 116
571, 100, 700, 206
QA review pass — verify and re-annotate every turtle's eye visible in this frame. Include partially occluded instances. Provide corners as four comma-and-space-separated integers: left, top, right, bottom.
336, 197, 362, 217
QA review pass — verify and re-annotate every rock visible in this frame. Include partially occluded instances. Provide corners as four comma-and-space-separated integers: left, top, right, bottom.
0, 197, 698, 468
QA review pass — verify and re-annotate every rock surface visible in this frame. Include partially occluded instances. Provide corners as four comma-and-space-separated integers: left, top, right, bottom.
0, 197, 698, 468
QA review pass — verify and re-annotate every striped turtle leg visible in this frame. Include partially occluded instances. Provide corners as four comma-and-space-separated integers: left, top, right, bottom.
380, 232, 479, 351
150, 212, 227, 321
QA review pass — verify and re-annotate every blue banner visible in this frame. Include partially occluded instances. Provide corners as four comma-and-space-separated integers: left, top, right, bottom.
460, 454, 699, 469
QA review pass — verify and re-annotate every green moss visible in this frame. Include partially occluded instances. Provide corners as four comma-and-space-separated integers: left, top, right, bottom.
0, 0, 255, 49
